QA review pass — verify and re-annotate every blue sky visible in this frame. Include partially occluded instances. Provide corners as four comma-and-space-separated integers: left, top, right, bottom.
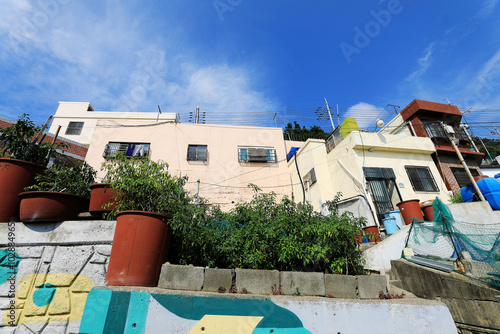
1, 0, 499, 138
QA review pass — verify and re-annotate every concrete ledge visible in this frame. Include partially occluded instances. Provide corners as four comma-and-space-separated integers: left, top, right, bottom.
358, 275, 388, 299
158, 264, 204, 291
203, 268, 233, 293
281, 271, 325, 296
325, 274, 358, 298
235, 268, 279, 295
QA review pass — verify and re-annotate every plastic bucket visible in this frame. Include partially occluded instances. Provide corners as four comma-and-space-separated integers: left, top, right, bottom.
396, 199, 423, 225
384, 210, 403, 229
383, 217, 398, 235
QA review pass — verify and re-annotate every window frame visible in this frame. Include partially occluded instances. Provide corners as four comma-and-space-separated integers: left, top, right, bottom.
238, 146, 277, 163
450, 167, 480, 188
187, 144, 208, 162
65, 121, 84, 135
405, 165, 440, 192
103, 142, 151, 158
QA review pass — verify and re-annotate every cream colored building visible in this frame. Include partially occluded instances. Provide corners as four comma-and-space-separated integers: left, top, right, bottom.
85, 120, 293, 210
288, 131, 451, 227
48, 102, 178, 147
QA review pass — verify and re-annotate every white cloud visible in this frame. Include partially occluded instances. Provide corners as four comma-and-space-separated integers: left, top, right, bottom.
474, 0, 499, 18
0, 1, 278, 124
404, 43, 434, 84
344, 102, 379, 130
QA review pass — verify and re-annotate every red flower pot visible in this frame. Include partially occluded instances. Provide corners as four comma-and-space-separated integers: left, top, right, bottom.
0, 158, 44, 222
363, 226, 381, 243
396, 199, 424, 225
106, 211, 172, 287
18, 191, 89, 222
89, 183, 117, 214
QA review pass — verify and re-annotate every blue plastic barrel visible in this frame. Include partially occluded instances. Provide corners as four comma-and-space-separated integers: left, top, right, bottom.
384, 210, 404, 228
460, 185, 474, 203
495, 173, 500, 179
476, 178, 500, 210
383, 217, 398, 235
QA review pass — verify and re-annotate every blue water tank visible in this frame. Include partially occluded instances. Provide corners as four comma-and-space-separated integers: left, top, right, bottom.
477, 178, 500, 210
495, 173, 500, 180
286, 147, 300, 162
460, 185, 474, 203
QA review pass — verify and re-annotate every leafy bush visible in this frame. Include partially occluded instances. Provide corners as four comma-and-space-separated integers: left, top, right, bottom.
169, 188, 367, 275
449, 191, 463, 204
0, 114, 67, 165
25, 161, 97, 198
102, 153, 189, 217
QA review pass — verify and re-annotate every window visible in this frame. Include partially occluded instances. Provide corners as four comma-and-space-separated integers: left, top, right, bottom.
363, 167, 401, 215
103, 142, 150, 158
423, 121, 447, 140
238, 147, 276, 163
187, 145, 207, 161
65, 122, 84, 135
405, 166, 439, 192
450, 167, 480, 188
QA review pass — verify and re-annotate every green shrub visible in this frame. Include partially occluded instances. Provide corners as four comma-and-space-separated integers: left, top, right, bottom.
169, 188, 367, 275
449, 191, 463, 204
25, 161, 97, 198
0, 114, 67, 165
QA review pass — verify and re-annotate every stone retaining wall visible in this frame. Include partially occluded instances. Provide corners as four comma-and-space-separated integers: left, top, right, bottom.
158, 263, 389, 299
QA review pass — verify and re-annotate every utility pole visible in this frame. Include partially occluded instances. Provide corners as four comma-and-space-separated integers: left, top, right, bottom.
336, 104, 340, 127
441, 122, 485, 201
459, 123, 480, 153
316, 98, 335, 132
493, 125, 500, 136
195, 105, 200, 124
387, 104, 400, 115
272, 112, 277, 127
157, 105, 162, 122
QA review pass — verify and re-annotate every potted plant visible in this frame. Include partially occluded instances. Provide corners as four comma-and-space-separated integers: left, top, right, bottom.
103, 153, 189, 287
0, 114, 67, 222
18, 161, 96, 222
88, 172, 118, 215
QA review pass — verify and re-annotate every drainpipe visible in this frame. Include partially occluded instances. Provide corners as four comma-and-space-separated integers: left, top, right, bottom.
337, 159, 379, 227
441, 123, 486, 201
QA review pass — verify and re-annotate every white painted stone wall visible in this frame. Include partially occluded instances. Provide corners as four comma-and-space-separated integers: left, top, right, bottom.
0, 220, 116, 334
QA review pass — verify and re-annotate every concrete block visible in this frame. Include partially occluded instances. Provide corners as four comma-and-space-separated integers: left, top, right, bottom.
324, 274, 357, 298
281, 272, 325, 296
203, 268, 233, 293
358, 275, 387, 299
158, 264, 204, 291
235, 268, 279, 295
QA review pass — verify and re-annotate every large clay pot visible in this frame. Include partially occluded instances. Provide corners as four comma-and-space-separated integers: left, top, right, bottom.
18, 191, 89, 222
0, 158, 44, 222
363, 225, 381, 242
89, 183, 117, 214
396, 199, 424, 225
106, 211, 172, 287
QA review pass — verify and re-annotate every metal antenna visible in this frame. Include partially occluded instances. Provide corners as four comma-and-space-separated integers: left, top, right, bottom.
443, 98, 451, 105
387, 104, 400, 115
316, 98, 335, 132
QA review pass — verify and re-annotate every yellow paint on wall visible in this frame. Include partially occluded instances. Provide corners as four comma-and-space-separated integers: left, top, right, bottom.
187, 315, 263, 333
2, 273, 94, 326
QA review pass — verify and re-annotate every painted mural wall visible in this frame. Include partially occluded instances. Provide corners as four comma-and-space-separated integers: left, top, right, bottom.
0, 221, 457, 334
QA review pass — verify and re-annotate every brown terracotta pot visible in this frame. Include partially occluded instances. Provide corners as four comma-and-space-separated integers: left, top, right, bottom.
396, 199, 424, 225
106, 210, 172, 287
18, 191, 89, 222
89, 183, 117, 213
0, 158, 45, 222
363, 225, 381, 243
421, 204, 435, 221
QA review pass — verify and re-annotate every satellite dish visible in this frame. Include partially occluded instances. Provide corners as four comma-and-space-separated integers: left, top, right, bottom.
376, 119, 385, 128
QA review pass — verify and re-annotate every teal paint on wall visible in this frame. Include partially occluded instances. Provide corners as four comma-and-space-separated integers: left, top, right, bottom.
124, 292, 149, 334
79, 288, 112, 334
80, 288, 312, 333
32, 283, 56, 307
0, 249, 21, 284
103, 291, 130, 334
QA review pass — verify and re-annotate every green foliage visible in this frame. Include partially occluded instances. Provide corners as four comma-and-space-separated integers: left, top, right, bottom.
102, 153, 189, 217
473, 137, 500, 162
25, 161, 96, 198
449, 191, 463, 204
284, 121, 330, 141
169, 189, 367, 275
0, 114, 67, 165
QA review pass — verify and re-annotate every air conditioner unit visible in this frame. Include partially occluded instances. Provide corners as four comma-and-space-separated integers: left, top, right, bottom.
444, 124, 455, 134
247, 148, 269, 162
